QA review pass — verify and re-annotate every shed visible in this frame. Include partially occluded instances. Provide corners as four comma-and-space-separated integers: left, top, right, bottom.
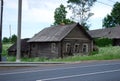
8, 38, 30, 57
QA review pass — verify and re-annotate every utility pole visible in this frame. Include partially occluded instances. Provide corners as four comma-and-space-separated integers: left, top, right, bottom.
16, 0, 22, 62
9, 25, 12, 43
0, 0, 3, 61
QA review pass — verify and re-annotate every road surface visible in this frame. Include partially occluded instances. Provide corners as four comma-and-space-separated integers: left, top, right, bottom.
0, 60, 120, 81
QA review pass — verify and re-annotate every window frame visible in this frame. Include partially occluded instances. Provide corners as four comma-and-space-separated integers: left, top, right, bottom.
74, 43, 80, 53
82, 43, 88, 53
51, 43, 56, 53
66, 43, 71, 53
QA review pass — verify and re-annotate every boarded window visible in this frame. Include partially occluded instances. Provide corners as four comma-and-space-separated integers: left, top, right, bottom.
66, 43, 71, 53
32, 44, 35, 48
51, 43, 56, 53
74, 44, 80, 53
82, 44, 88, 53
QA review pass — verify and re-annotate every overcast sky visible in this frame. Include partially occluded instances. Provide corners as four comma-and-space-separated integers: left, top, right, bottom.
2, 0, 120, 38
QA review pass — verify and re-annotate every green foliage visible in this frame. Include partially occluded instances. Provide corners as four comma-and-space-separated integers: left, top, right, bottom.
2, 43, 13, 56
54, 4, 74, 25
21, 57, 48, 62
6, 46, 120, 62
89, 50, 98, 55
49, 46, 120, 62
81, 22, 90, 30
7, 56, 16, 61
7, 57, 48, 62
67, 0, 96, 30
94, 38, 113, 47
67, 0, 96, 6
2, 34, 17, 44
3, 37, 10, 44
103, 2, 120, 28
11, 34, 17, 43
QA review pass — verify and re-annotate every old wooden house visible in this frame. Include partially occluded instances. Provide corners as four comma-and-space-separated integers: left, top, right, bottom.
88, 26, 120, 46
8, 38, 30, 57
28, 23, 93, 58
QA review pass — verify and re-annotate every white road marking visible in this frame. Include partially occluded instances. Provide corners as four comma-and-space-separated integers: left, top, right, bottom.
37, 69, 120, 81
0, 63, 120, 76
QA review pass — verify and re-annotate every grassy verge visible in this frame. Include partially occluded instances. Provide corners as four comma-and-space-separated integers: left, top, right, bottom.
6, 46, 120, 62
49, 46, 120, 62
2, 43, 13, 57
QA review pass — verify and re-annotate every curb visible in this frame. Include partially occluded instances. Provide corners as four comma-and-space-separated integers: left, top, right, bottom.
0, 62, 65, 67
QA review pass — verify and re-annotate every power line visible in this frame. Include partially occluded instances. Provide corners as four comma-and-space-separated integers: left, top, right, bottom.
108, 0, 116, 3
97, 1, 113, 7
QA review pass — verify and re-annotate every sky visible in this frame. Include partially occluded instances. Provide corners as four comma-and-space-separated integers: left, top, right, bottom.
2, 0, 120, 39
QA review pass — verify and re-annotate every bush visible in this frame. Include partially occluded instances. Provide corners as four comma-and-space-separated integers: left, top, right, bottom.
90, 51, 98, 55
94, 38, 113, 47
7, 56, 16, 61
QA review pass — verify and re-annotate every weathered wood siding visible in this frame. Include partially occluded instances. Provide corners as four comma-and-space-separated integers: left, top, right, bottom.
113, 39, 120, 46
29, 25, 93, 58
30, 42, 61, 58
62, 26, 92, 56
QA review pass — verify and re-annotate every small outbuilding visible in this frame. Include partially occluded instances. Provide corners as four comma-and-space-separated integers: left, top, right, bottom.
28, 23, 93, 58
8, 38, 30, 57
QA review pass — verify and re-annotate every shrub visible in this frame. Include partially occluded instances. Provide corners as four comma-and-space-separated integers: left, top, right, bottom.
94, 38, 113, 47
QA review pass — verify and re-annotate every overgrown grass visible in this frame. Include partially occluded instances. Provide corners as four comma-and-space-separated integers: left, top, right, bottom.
6, 46, 120, 62
2, 43, 13, 56
48, 46, 120, 62
21, 57, 48, 62
7, 57, 48, 62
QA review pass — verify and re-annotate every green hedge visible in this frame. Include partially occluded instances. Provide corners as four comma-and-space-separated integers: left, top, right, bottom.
94, 38, 113, 47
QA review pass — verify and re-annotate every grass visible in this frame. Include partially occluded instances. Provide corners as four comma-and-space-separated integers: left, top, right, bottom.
2, 43, 13, 57
48, 46, 120, 62
3, 43, 120, 62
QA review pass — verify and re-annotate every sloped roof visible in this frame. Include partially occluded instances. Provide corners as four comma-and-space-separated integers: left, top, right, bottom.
28, 23, 92, 42
88, 26, 120, 39
8, 38, 30, 52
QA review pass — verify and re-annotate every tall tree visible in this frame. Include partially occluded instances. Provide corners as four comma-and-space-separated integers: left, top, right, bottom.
67, 0, 96, 30
54, 4, 74, 25
11, 34, 17, 43
3, 37, 9, 44
103, 2, 120, 28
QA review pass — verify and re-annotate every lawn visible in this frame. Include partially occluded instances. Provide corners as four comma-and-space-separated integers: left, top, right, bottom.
3, 44, 120, 62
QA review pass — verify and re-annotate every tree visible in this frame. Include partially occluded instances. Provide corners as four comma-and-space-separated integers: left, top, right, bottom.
11, 34, 17, 43
67, 0, 96, 30
54, 4, 74, 25
2, 34, 17, 44
3, 37, 9, 44
103, 2, 120, 28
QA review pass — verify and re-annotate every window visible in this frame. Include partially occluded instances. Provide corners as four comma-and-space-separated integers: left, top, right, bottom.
32, 44, 35, 48
51, 43, 56, 53
74, 44, 80, 53
66, 43, 71, 53
82, 44, 88, 53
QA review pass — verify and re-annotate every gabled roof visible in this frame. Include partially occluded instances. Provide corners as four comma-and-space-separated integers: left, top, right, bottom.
88, 26, 120, 39
8, 38, 30, 52
28, 23, 92, 42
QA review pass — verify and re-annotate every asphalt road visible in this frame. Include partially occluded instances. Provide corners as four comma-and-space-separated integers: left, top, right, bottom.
0, 60, 120, 81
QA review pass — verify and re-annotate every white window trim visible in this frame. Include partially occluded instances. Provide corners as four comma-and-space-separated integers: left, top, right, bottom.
82, 43, 88, 53
66, 43, 71, 52
51, 43, 56, 53
74, 43, 80, 53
